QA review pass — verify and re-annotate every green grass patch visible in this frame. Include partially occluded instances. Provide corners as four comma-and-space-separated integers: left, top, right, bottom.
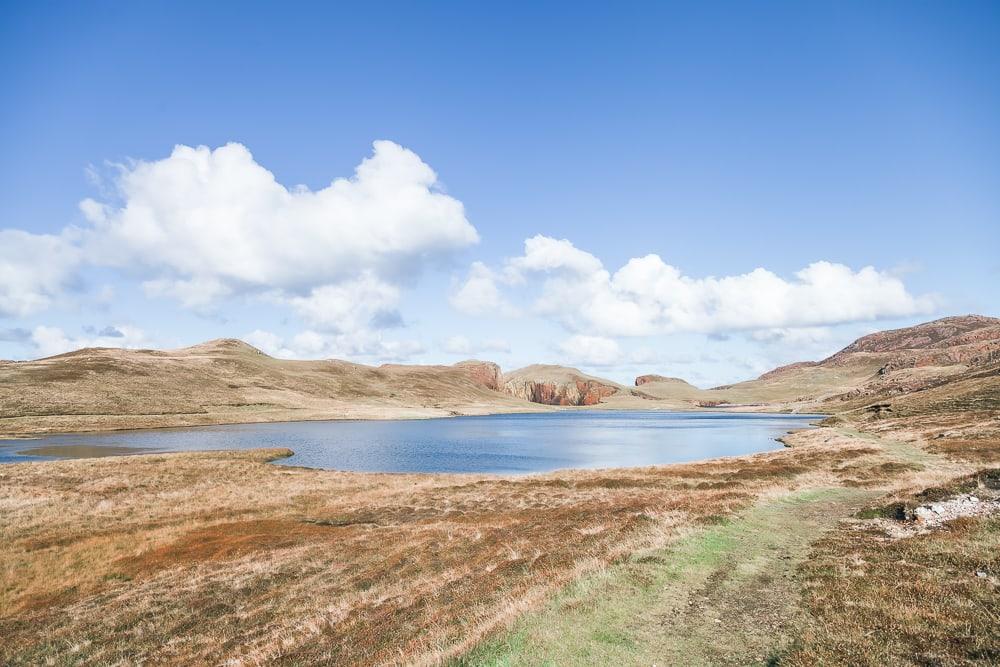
456, 487, 867, 666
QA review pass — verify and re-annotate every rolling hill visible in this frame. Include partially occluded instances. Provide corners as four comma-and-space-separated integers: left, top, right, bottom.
502, 364, 627, 406
2, 315, 997, 436
630, 315, 1000, 410
0, 339, 540, 436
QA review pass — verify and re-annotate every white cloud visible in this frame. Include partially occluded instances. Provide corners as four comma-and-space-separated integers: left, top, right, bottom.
466, 235, 935, 336
244, 328, 424, 362
0, 327, 31, 343
627, 346, 662, 365
30, 324, 152, 358
508, 235, 603, 276
450, 261, 518, 317
74, 141, 477, 348
0, 230, 82, 318
482, 338, 512, 353
81, 141, 477, 297
441, 335, 511, 356
1, 141, 478, 362
557, 334, 622, 367
442, 335, 472, 355
143, 276, 233, 310
288, 272, 401, 334
244, 329, 286, 356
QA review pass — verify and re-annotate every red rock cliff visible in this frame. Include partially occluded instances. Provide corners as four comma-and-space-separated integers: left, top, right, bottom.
503, 367, 621, 406
453, 360, 504, 391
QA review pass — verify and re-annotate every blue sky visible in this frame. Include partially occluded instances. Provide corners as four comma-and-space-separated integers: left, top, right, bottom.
1, 1, 998, 385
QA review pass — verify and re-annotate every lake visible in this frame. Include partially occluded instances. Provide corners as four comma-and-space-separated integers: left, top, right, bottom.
0, 411, 819, 473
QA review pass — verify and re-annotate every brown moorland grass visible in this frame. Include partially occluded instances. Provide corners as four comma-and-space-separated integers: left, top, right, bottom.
783, 472, 1000, 666
0, 434, 894, 666
0, 339, 544, 437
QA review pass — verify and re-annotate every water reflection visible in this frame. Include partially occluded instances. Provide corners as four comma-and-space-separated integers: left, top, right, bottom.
0, 411, 819, 474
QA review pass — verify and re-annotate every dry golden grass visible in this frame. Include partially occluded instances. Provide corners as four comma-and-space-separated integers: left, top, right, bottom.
0, 339, 542, 437
0, 435, 892, 666
783, 473, 1000, 666
2, 321, 998, 664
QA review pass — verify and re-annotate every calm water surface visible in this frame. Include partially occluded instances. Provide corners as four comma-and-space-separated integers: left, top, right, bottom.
0, 411, 819, 473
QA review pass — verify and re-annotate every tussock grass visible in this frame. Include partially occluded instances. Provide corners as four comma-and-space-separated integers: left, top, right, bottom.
0, 436, 884, 665
783, 473, 1000, 666
455, 487, 874, 667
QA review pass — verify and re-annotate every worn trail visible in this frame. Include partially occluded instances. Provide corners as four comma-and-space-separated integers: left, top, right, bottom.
458, 430, 945, 666
459, 487, 875, 666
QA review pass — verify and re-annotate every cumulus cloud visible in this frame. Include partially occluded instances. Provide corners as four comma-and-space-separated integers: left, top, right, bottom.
449, 261, 518, 317
0, 230, 82, 318
81, 141, 477, 298
88, 141, 475, 347
7, 140, 473, 312
287, 272, 402, 334
557, 334, 622, 367
457, 235, 934, 336
508, 235, 603, 276
441, 335, 473, 355
750, 327, 833, 346
29, 324, 152, 358
1, 141, 477, 359
97, 325, 126, 338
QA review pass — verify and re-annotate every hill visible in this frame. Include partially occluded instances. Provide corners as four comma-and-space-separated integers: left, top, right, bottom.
631, 315, 1000, 410
0, 339, 539, 436
3, 316, 998, 434
502, 364, 626, 406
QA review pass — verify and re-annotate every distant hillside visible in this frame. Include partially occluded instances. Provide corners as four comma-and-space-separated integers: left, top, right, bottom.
628, 376, 706, 403
0, 339, 539, 436
823, 315, 1000, 369
3, 315, 997, 435
631, 315, 1000, 410
503, 364, 626, 406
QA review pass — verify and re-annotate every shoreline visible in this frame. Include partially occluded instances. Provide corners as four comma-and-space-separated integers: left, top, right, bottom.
0, 401, 830, 440
5, 420, 963, 664
0, 410, 822, 471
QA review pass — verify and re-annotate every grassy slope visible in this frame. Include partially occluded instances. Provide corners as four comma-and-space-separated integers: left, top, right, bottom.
457, 487, 874, 667
0, 339, 541, 436
455, 365, 1000, 666
629, 316, 1000, 410
627, 356, 885, 409
784, 477, 1000, 666
503, 364, 625, 387
2, 320, 998, 664
1, 430, 894, 665
3, 317, 995, 434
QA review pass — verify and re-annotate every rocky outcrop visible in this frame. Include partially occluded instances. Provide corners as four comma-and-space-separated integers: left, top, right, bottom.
823, 315, 1000, 369
453, 360, 504, 391
0, 341, 542, 437
502, 364, 622, 406
505, 378, 618, 406
814, 316, 1000, 404
635, 374, 699, 387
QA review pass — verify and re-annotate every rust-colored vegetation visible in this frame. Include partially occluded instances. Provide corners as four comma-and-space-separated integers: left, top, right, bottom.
783, 473, 1000, 666
0, 436, 885, 665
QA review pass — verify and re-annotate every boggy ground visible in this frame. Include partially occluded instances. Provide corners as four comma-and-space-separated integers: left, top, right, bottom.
1, 425, 908, 666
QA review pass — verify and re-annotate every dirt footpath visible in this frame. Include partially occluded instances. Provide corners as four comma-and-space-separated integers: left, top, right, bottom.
458, 487, 874, 666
